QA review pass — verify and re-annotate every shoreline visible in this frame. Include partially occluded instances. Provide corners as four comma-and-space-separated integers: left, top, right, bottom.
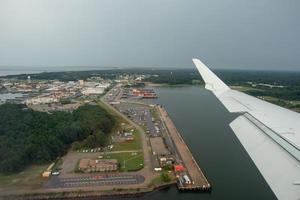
0, 182, 177, 200
157, 105, 211, 191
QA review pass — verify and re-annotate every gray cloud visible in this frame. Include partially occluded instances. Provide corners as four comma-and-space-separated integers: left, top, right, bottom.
0, 0, 299, 70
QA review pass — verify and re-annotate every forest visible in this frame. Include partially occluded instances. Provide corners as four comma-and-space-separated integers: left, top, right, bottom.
0, 103, 115, 174
3, 68, 300, 87
2, 68, 204, 83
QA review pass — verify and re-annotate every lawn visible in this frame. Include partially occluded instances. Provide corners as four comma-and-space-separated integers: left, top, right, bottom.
149, 176, 164, 187
96, 99, 144, 170
148, 171, 175, 187
260, 96, 300, 111
230, 85, 263, 92
0, 164, 48, 190
97, 99, 144, 151
103, 152, 144, 172
113, 130, 142, 151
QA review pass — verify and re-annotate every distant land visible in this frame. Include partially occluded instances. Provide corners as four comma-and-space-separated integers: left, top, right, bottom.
1, 66, 300, 76
0, 66, 119, 76
1, 67, 300, 112
0, 66, 299, 199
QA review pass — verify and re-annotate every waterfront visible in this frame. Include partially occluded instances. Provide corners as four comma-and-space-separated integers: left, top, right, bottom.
0, 66, 117, 76
0, 93, 26, 104
0, 84, 278, 199
141, 86, 276, 199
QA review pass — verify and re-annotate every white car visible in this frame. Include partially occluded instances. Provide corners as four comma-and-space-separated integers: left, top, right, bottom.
51, 171, 60, 176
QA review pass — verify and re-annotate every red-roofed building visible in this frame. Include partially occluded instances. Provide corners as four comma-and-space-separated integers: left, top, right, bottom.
174, 165, 185, 172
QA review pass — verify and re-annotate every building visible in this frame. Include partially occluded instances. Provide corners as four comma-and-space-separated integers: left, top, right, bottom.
26, 96, 58, 105
78, 159, 118, 173
124, 132, 134, 141
160, 156, 175, 167
79, 80, 84, 86
132, 88, 157, 98
81, 87, 104, 95
174, 165, 185, 172
81, 81, 110, 95
42, 171, 51, 178
42, 162, 55, 178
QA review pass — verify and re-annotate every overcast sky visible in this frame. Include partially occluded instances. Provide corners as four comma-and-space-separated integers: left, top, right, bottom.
0, 0, 299, 70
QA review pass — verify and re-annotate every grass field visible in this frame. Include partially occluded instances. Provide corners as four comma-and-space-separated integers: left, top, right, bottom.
97, 99, 144, 169
260, 96, 300, 111
230, 85, 300, 112
0, 164, 48, 190
230, 85, 263, 92
148, 176, 164, 187
148, 171, 174, 187
113, 130, 142, 151
103, 152, 144, 172
262, 96, 300, 104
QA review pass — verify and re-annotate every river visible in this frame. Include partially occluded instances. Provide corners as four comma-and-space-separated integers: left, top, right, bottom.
141, 86, 276, 200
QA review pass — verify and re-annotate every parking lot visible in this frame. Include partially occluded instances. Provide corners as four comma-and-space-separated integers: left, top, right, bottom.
115, 103, 164, 137
44, 174, 145, 188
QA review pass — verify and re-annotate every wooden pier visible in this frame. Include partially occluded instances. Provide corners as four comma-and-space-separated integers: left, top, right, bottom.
158, 106, 211, 191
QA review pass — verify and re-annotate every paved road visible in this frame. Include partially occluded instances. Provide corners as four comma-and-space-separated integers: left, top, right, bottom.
100, 86, 156, 185
44, 174, 145, 189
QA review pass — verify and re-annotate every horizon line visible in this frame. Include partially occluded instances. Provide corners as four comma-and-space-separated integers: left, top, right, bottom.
1, 65, 300, 72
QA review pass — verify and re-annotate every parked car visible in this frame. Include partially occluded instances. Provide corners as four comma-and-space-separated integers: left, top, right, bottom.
51, 171, 60, 176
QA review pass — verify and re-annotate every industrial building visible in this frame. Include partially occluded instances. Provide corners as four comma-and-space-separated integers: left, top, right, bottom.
81, 87, 105, 95
81, 82, 111, 95
131, 88, 157, 98
26, 96, 59, 105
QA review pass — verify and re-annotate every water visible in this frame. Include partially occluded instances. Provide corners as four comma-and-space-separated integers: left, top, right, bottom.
0, 66, 117, 76
0, 93, 25, 103
141, 86, 276, 200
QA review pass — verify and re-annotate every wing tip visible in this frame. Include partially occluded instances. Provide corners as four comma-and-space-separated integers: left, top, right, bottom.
192, 58, 230, 96
192, 58, 200, 63
192, 58, 203, 66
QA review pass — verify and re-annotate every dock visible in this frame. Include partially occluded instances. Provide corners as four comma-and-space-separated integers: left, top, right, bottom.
158, 106, 211, 191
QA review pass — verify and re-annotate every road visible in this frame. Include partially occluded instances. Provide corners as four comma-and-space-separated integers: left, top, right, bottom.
99, 85, 157, 186
43, 85, 158, 191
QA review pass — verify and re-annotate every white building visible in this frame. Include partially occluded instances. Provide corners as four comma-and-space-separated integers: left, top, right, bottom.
81, 82, 110, 95
26, 96, 58, 105
81, 87, 104, 95
79, 80, 84, 86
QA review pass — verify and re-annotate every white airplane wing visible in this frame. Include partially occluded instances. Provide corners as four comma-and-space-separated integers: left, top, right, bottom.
193, 58, 300, 200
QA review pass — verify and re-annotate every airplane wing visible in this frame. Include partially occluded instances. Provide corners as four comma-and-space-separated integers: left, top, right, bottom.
193, 58, 300, 200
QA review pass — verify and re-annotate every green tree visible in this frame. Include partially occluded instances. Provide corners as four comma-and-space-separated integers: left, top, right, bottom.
161, 172, 171, 183
0, 103, 115, 174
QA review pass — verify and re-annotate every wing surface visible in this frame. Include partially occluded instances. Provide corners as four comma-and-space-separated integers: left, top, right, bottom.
193, 58, 300, 199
